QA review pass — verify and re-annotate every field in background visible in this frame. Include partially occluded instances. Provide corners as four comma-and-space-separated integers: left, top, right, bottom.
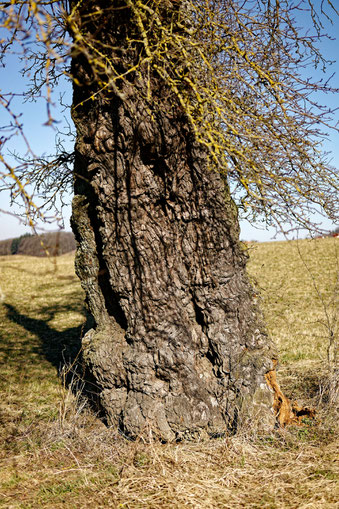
0, 238, 338, 508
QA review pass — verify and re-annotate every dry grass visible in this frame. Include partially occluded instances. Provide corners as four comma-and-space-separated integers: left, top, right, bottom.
0, 240, 338, 508
247, 237, 338, 366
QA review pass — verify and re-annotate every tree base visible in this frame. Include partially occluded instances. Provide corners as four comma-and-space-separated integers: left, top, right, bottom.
81, 325, 277, 441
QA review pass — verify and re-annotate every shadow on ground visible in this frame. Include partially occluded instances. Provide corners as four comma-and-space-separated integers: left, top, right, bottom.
3, 302, 93, 376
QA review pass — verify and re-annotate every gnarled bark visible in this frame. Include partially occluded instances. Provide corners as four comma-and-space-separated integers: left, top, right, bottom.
70, 0, 277, 440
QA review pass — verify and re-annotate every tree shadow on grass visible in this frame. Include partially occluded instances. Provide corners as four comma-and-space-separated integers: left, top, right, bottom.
2, 302, 105, 424
3, 302, 93, 376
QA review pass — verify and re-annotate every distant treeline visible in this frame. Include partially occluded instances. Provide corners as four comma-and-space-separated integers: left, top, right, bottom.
0, 232, 76, 257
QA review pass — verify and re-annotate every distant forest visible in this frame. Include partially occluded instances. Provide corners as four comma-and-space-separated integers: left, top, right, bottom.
0, 232, 76, 257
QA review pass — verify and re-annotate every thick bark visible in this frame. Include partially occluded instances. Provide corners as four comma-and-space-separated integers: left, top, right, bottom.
70, 1, 276, 439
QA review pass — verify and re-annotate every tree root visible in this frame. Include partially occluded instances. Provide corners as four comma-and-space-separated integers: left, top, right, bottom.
265, 360, 315, 426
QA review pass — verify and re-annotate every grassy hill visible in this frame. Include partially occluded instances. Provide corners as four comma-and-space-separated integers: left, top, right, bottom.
0, 238, 338, 508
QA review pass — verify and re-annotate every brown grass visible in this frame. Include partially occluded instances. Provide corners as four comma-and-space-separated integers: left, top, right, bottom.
247, 237, 338, 366
0, 239, 338, 508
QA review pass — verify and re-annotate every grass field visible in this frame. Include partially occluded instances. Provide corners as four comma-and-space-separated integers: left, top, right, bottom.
0, 238, 338, 508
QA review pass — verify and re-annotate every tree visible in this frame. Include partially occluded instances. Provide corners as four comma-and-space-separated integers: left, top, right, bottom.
0, 0, 338, 439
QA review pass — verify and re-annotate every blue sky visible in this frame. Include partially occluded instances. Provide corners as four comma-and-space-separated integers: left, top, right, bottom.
0, 7, 338, 242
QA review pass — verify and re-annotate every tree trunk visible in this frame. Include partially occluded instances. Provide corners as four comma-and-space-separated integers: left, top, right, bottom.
70, 1, 276, 440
